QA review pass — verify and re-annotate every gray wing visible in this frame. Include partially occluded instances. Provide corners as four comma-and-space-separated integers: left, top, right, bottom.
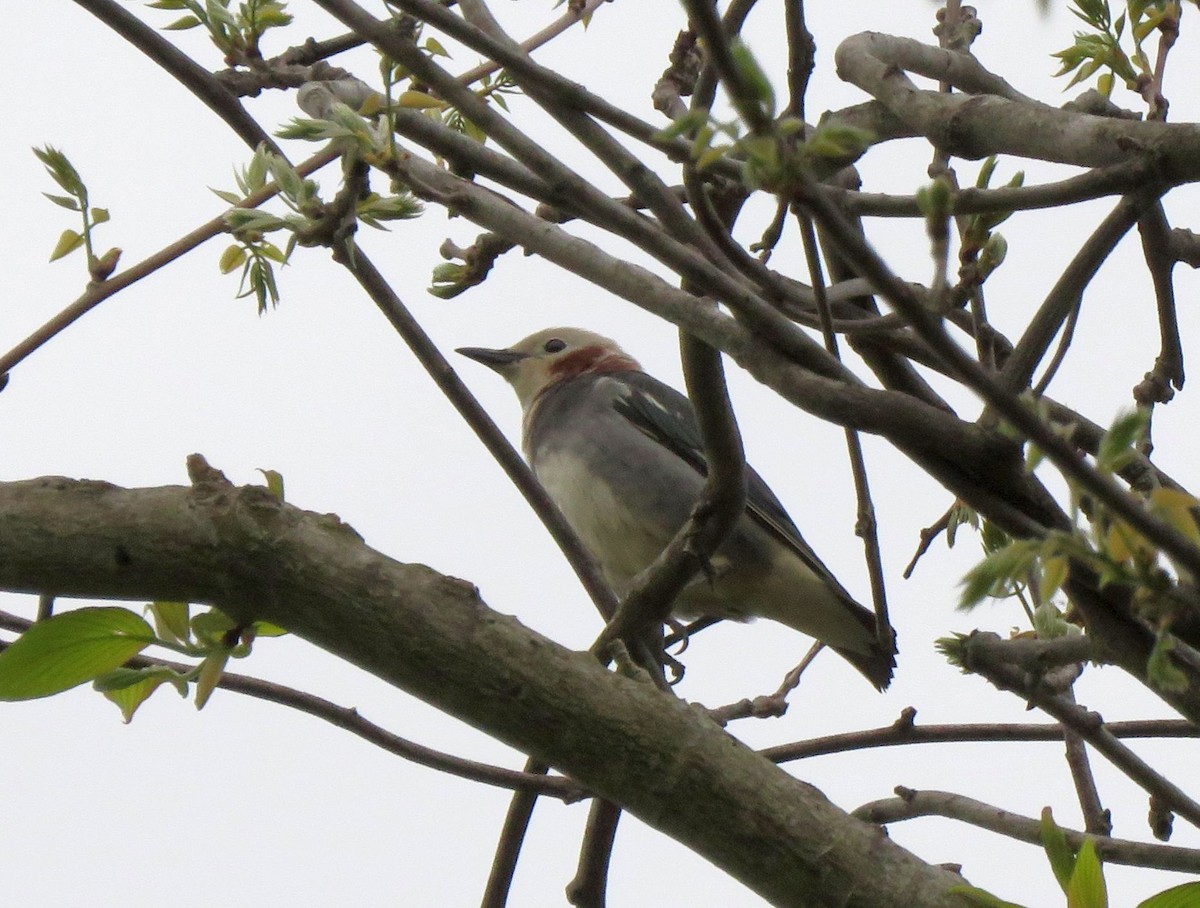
611, 371, 853, 598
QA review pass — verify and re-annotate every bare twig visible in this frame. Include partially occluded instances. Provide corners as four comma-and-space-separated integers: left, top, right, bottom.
480, 758, 551, 908
455, 0, 609, 86
831, 159, 1159, 218
854, 787, 1200, 873
961, 634, 1200, 832
72, 0, 282, 156
1060, 685, 1112, 836
1135, 202, 1186, 407
902, 503, 957, 579
566, 800, 621, 908
707, 641, 825, 724
331, 242, 619, 624
1004, 194, 1152, 395
760, 708, 1199, 764
0, 147, 340, 382
798, 211, 893, 654
0, 610, 577, 798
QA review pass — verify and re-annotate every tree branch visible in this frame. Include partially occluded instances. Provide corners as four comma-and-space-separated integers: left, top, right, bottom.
855, 787, 1200, 873
0, 610, 579, 799
0, 470, 968, 908
72, 0, 283, 156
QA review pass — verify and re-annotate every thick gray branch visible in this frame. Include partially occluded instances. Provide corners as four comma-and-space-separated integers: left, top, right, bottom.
0, 470, 967, 908
835, 32, 1200, 176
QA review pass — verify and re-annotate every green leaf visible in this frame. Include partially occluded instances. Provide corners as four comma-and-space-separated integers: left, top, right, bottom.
1138, 881, 1200, 908
804, 123, 875, 162
94, 664, 188, 722
42, 193, 80, 211
250, 620, 288, 638
218, 244, 248, 274
258, 467, 285, 501
958, 539, 1038, 609
0, 607, 155, 700
945, 502, 978, 548
34, 145, 84, 195
1097, 408, 1148, 473
148, 600, 191, 645
194, 648, 230, 710
1041, 807, 1076, 894
48, 229, 84, 262
102, 674, 169, 722
729, 39, 775, 119
1033, 602, 1076, 640
90, 207, 110, 225
162, 14, 203, 29
1146, 630, 1189, 693
1066, 839, 1107, 908
191, 608, 238, 647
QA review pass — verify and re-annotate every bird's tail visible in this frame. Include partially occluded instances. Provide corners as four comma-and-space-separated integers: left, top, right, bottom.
832, 630, 897, 691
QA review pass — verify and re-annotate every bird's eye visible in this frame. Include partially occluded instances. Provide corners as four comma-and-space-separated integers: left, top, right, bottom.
543, 338, 567, 353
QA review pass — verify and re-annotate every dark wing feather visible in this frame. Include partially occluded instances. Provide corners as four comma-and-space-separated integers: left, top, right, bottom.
611, 372, 854, 599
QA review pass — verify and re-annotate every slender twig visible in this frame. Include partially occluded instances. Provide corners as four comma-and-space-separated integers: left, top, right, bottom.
760, 709, 1199, 764
782, 0, 814, 121
707, 641, 824, 724
854, 787, 1200, 873
680, 0, 771, 134
454, 0, 609, 86
72, 0, 282, 156
797, 212, 893, 652
902, 503, 956, 579
963, 638, 1200, 831
835, 159, 1158, 218
1002, 193, 1152, 395
794, 172, 1200, 580
1135, 202, 1186, 406
331, 243, 619, 624
0, 148, 340, 382
0, 611, 576, 798
480, 758, 551, 908
1060, 686, 1112, 836
567, 800, 621, 908
277, 30, 366, 65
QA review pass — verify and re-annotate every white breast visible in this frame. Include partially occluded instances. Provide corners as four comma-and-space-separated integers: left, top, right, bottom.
534, 447, 669, 593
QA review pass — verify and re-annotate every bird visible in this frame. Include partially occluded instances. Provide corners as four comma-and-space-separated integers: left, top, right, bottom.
457, 327, 896, 690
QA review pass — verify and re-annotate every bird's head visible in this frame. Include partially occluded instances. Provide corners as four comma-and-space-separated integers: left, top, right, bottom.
457, 327, 642, 410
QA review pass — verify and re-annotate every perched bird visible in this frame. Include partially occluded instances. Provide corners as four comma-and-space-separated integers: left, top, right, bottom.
457, 327, 896, 689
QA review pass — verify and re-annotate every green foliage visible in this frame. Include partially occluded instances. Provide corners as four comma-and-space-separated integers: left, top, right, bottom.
953, 408, 1198, 690
1053, 1, 1177, 98
729, 38, 776, 121
658, 105, 872, 195
1138, 882, 1200, 908
216, 144, 414, 312
257, 467, 286, 501
951, 806, 1197, 907
34, 145, 121, 280
0, 607, 155, 700
146, 0, 293, 59
0, 595, 286, 721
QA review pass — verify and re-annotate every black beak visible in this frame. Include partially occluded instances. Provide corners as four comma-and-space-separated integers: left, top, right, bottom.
455, 346, 528, 371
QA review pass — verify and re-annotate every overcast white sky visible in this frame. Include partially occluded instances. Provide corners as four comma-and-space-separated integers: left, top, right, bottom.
4, 2, 1200, 906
